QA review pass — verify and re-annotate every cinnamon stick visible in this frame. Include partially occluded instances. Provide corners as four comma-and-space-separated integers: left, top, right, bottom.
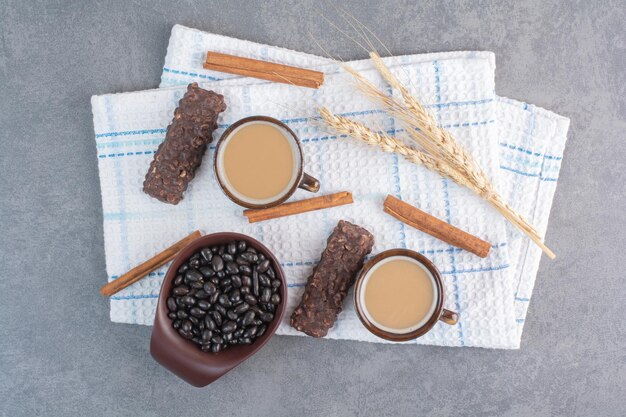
99, 230, 202, 296
204, 51, 324, 89
243, 192, 353, 223
383, 195, 491, 258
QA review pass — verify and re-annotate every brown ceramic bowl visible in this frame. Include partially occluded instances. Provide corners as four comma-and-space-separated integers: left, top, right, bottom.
353, 249, 458, 342
213, 115, 320, 210
150, 232, 287, 387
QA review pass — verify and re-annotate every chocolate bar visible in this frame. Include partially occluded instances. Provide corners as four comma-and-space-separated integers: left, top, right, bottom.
290, 220, 374, 337
143, 83, 226, 204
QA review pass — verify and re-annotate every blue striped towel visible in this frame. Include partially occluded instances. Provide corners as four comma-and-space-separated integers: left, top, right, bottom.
159, 25, 570, 347
90, 25, 568, 349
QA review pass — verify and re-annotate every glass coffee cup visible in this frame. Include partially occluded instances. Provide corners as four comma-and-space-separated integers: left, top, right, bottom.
354, 249, 459, 342
214, 116, 320, 209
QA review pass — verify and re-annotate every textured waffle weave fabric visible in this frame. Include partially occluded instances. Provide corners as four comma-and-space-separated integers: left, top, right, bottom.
90, 25, 569, 349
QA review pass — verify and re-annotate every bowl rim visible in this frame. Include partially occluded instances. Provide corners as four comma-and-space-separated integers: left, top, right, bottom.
150, 232, 287, 386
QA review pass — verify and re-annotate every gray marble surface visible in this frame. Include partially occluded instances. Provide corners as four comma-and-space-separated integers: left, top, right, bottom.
1, 1, 624, 416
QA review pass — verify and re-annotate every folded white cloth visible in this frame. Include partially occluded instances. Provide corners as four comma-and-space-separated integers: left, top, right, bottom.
91, 25, 568, 349
495, 98, 569, 339
159, 25, 570, 345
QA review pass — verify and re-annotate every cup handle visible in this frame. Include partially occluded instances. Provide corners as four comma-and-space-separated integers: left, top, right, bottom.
439, 309, 459, 325
298, 172, 320, 193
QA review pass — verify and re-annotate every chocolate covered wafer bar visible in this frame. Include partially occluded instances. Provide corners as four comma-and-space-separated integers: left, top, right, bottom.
290, 220, 374, 337
143, 83, 226, 204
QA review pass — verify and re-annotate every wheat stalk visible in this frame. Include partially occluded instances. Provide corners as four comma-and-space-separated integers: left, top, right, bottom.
367, 53, 497, 192
319, 108, 471, 187
340, 63, 491, 191
320, 57, 553, 258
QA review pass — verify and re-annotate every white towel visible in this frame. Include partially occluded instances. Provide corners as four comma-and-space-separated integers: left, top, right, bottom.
158, 25, 570, 345
91, 25, 568, 349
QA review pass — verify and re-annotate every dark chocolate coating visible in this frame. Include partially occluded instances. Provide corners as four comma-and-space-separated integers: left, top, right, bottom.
143, 83, 226, 204
290, 220, 374, 337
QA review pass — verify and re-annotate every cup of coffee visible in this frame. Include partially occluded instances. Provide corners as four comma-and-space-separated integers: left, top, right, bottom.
214, 116, 320, 209
353, 249, 459, 342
